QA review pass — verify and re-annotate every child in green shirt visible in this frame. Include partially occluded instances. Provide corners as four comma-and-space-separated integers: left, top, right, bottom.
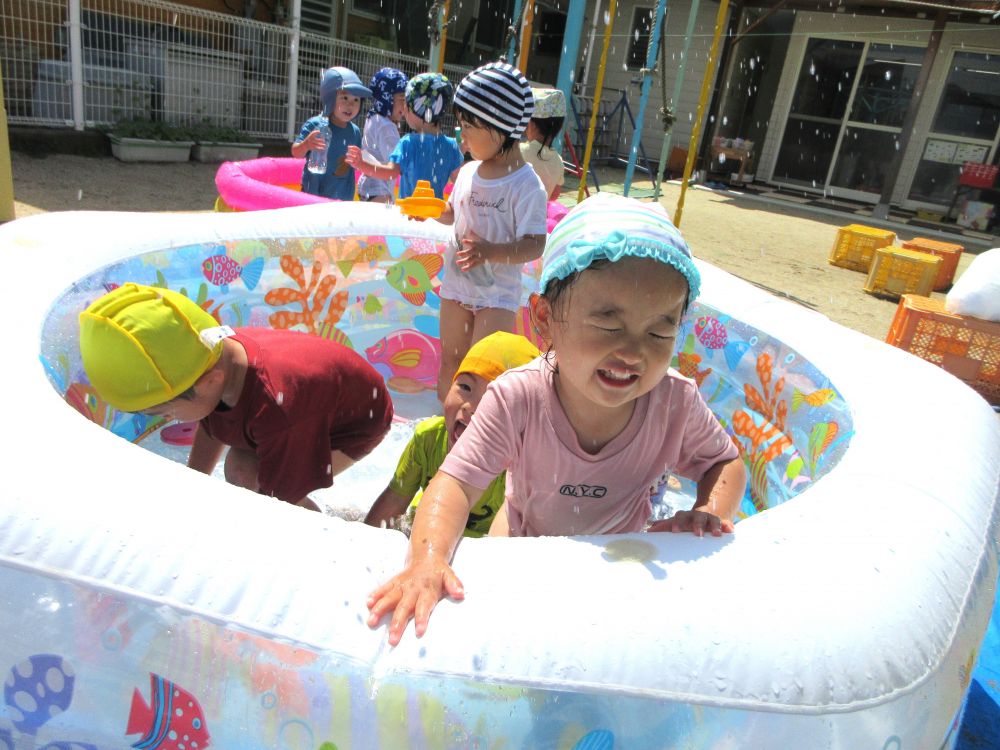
365, 331, 539, 536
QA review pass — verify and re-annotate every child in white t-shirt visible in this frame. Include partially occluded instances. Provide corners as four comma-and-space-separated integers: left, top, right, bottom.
366, 194, 746, 646
431, 61, 548, 402
520, 87, 566, 201
358, 67, 408, 203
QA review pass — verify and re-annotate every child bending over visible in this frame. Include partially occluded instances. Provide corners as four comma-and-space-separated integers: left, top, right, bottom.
79, 284, 393, 511
292, 66, 371, 200
364, 331, 539, 535
367, 194, 746, 645
431, 61, 548, 403
347, 72, 464, 201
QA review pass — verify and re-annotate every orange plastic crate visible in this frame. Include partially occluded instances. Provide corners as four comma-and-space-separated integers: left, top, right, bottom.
829, 224, 896, 273
901, 238, 964, 291
864, 246, 941, 299
886, 294, 1000, 405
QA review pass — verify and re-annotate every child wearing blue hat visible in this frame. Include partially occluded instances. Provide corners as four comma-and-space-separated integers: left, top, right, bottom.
367, 194, 746, 646
347, 71, 464, 202
358, 67, 408, 203
292, 66, 372, 200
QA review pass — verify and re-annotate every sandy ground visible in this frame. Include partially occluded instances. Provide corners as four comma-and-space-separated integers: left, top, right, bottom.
8, 150, 980, 341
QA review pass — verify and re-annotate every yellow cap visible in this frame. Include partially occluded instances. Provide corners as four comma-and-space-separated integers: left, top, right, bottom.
455, 332, 540, 383
79, 283, 229, 412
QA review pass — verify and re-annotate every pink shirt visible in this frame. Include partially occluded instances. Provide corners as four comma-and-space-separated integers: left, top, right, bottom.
440, 358, 739, 536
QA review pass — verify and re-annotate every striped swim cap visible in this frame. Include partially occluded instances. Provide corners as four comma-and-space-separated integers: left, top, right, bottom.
540, 193, 700, 300
454, 62, 533, 140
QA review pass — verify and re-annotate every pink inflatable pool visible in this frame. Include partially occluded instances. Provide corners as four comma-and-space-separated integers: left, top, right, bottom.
215, 157, 329, 212
215, 156, 570, 231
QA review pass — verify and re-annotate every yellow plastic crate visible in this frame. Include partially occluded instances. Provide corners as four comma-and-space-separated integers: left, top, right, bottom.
864, 246, 941, 299
886, 295, 1000, 405
900, 238, 964, 291
828, 224, 896, 273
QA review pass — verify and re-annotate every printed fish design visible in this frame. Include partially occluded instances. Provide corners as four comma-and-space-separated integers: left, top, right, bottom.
201, 252, 264, 294
807, 421, 839, 477
335, 241, 389, 277
694, 316, 749, 371
4, 654, 75, 735
386, 254, 444, 306
676, 351, 712, 388
126, 674, 210, 750
366, 329, 441, 390
792, 387, 836, 412
318, 321, 353, 349
572, 729, 615, 750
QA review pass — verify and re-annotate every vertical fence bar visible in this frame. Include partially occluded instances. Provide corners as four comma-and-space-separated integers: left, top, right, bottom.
555, 0, 587, 158
68, 0, 84, 129
286, 0, 301, 140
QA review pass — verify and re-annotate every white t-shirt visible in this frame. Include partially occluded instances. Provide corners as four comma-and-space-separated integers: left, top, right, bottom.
442, 161, 548, 311
520, 141, 564, 198
358, 114, 400, 199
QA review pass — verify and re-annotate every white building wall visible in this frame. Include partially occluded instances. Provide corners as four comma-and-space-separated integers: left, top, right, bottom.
758, 10, 1000, 206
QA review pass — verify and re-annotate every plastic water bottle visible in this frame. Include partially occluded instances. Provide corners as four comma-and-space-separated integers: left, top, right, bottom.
306, 119, 332, 174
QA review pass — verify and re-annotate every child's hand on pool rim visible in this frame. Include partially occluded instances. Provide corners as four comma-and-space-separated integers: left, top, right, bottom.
367, 557, 465, 646
648, 509, 734, 537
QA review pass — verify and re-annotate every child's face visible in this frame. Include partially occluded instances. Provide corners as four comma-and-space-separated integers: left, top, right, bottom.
443, 371, 491, 447
403, 108, 427, 131
523, 120, 541, 143
536, 257, 687, 420
457, 115, 503, 160
391, 92, 406, 123
330, 90, 361, 125
139, 369, 223, 424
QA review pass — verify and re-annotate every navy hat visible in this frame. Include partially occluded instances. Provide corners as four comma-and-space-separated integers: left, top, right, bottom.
320, 66, 372, 115
454, 62, 533, 140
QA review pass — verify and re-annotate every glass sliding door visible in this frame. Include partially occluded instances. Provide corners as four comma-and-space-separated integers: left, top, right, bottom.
773, 39, 924, 201
829, 44, 924, 199
773, 38, 863, 186
907, 51, 1000, 208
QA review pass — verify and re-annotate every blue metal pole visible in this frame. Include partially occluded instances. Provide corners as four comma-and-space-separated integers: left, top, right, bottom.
623, 0, 668, 196
554, 0, 588, 156
654, 0, 700, 200
507, 0, 524, 63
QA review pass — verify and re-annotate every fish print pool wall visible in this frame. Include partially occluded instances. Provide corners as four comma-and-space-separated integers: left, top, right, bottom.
3, 205, 998, 749
40, 223, 853, 518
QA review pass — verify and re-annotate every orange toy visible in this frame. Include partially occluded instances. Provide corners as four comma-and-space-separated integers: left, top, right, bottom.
396, 180, 446, 220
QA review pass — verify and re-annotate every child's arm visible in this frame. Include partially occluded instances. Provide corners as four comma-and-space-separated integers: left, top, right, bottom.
364, 485, 413, 529
649, 456, 746, 536
367, 472, 485, 646
291, 128, 324, 158
345, 145, 401, 181
456, 233, 545, 271
187, 424, 226, 475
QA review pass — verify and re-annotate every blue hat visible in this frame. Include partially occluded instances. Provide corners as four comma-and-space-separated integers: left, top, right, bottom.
368, 67, 408, 118
540, 194, 701, 300
320, 66, 372, 115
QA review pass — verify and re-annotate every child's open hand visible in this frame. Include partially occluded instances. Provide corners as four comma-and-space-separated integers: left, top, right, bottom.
367, 556, 465, 646
304, 128, 327, 151
648, 509, 734, 537
456, 232, 490, 271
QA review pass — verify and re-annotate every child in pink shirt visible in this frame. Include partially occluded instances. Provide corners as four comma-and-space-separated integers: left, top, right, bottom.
368, 194, 746, 645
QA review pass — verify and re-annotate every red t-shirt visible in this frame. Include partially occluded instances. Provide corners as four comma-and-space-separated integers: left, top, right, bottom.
202, 328, 393, 502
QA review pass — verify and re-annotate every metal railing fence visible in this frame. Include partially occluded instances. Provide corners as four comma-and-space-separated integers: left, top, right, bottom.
1, 0, 473, 140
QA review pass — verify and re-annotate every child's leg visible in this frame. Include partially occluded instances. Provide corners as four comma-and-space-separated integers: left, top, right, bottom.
470, 307, 516, 346
437, 298, 475, 402
224, 447, 260, 492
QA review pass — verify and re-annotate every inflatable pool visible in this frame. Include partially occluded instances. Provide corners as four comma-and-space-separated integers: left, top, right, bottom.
2, 203, 999, 748
215, 156, 571, 230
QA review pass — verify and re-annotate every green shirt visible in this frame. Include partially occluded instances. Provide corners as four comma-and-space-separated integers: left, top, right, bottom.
389, 416, 506, 538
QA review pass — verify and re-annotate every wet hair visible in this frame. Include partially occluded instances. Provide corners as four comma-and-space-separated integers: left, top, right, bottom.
530, 115, 565, 154
454, 103, 519, 157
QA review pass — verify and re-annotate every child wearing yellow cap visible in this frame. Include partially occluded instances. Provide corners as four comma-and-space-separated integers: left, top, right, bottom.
364, 331, 539, 536
79, 283, 393, 510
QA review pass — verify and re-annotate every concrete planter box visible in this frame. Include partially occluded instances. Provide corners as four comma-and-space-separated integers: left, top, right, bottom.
191, 141, 262, 163
109, 135, 193, 163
